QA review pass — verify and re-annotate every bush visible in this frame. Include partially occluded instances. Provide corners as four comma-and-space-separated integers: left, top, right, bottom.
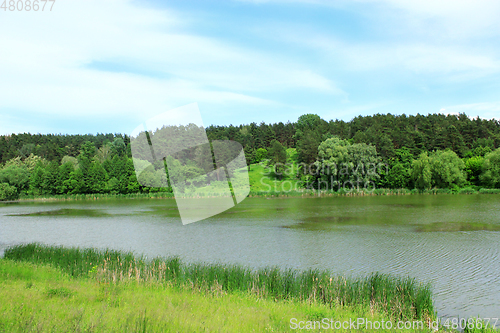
478, 188, 500, 194
480, 148, 500, 188
0, 182, 18, 200
458, 187, 478, 194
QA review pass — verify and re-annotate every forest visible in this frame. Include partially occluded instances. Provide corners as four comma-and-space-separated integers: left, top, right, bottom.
0, 112, 499, 200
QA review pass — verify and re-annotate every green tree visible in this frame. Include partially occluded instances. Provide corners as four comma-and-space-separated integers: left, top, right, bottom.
106, 177, 120, 194
0, 183, 18, 200
95, 143, 112, 163
411, 150, 466, 189
127, 174, 141, 193
464, 156, 484, 186
57, 162, 75, 194
429, 150, 466, 188
29, 164, 46, 195
385, 162, 409, 188
444, 125, 466, 157
267, 140, 287, 179
411, 152, 432, 189
111, 137, 126, 157
76, 141, 97, 193
254, 148, 268, 163
464, 146, 492, 158
68, 168, 85, 194
42, 162, 59, 194
480, 148, 500, 188
61, 156, 79, 169
315, 137, 380, 190
88, 161, 109, 193
383, 148, 413, 188
0, 164, 30, 195
296, 114, 322, 132
295, 114, 328, 167
296, 134, 320, 165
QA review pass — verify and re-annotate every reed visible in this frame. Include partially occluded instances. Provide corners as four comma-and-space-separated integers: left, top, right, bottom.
4, 243, 435, 322
14, 187, 500, 202
18, 192, 176, 201
478, 188, 500, 194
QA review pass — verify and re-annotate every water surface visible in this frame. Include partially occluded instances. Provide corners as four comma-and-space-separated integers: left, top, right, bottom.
1, 194, 499, 320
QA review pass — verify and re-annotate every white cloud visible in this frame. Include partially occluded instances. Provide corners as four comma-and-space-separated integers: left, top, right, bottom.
360, 0, 500, 38
281, 30, 500, 79
0, 0, 341, 125
239, 0, 500, 39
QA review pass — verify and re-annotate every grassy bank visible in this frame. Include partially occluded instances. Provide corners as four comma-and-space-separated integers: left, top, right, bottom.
2, 244, 497, 332
5, 244, 434, 321
0, 259, 433, 333
11, 187, 500, 202
16, 192, 176, 202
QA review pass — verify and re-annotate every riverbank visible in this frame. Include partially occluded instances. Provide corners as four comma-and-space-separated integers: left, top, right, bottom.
3, 244, 434, 320
2, 244, 496, 332
6, 187, 500, 202
0, 260, 436, 333
0, 243, 439, 331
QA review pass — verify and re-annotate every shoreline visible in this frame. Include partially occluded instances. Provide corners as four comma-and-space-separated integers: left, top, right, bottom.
3, 243, 435, 321
1, 243, 497, 332
3, 187, 499, 203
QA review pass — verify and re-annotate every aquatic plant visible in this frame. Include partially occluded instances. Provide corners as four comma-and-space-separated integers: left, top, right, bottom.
4, 243, 435, 322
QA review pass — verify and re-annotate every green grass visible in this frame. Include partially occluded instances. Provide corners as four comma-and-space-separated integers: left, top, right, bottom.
2, 245, 497, 332
0, 259, 426, 332
18, 192, 176, 201
479, 188, 500, 194
247, 162, 303, 193
4, 243, 434, 323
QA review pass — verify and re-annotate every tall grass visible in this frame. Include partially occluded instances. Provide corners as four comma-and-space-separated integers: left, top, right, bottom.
4, 243, 434, 322
19, 192, 176, 201
478, 188, 500, 194
14, 187, 500, 202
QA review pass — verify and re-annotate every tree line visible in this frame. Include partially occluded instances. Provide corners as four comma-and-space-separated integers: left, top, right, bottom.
0, 112, 499, 199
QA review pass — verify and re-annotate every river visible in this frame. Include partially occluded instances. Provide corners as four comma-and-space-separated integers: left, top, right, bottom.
1, 194, 499, 320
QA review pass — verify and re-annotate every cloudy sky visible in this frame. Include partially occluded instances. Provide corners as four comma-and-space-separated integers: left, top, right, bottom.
1, 0, 500, 135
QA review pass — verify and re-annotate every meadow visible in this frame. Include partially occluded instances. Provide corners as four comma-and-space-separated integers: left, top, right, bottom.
1, 244, 497, 332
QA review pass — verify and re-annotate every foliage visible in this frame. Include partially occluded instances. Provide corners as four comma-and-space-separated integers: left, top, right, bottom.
464, 156, 484, 186
480, 148, 500, 188
0, 182, 18, 200
0, 258, 443, 333
381, 148, 413, 188
61, 155, 79, 169
0, 164, 30, 194
253, 148, 268, 163
267, 140, 287, 179
411, 150, 466, 189
315, 137, 381, 190
5, 243, 435, 323
111, 137, 126, 156
412, 153, 432, 190
429, 150, 466, 189
0, 113, 499, 196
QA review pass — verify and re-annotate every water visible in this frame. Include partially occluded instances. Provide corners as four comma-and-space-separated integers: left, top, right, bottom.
1, 194, 499, 320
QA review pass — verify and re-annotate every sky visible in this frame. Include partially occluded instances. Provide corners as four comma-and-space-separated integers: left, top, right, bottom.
1, 0, 500, 135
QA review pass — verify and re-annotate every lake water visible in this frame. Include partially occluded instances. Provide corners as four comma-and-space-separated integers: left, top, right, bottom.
1, 194, 499, 321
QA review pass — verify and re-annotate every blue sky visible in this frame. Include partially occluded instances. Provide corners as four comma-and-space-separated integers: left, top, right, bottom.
1, 0, 500, 135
